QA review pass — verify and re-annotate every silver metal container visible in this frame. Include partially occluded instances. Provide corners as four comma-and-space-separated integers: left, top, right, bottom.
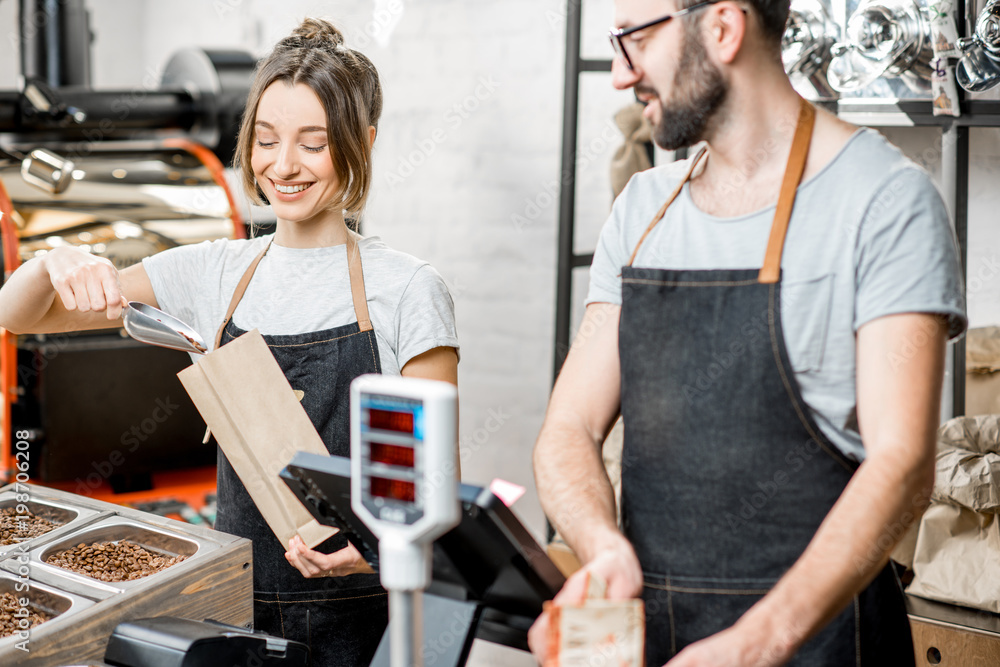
19, 516, 220, 597
783, 0, 841, 98
0, 570, 95, 649
0, 483, 123, 514
0, 489, 107, 560
828, 0, 934, 93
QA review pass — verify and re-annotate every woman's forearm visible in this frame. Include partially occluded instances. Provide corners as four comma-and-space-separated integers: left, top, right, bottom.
0, 246, 134, 334
0, 255, 60, 334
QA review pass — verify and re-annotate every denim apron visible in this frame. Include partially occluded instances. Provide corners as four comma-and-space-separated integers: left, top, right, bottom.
619, 99, 914, 666
213, 233, 388, 667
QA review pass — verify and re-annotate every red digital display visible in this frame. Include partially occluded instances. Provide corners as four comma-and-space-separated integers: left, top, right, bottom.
370, 477, 416, 503
369, 442, 415, 468
368, 408, 414, 434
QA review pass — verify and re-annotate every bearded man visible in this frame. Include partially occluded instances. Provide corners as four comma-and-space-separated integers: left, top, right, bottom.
529, 0, 966, 665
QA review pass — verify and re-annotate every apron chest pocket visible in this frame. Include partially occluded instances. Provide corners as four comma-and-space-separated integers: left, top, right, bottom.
781, 274, 834, 374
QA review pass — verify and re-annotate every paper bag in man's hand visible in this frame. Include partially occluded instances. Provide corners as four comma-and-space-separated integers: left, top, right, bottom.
544, 572, 644, 667
177, 328, 337, 550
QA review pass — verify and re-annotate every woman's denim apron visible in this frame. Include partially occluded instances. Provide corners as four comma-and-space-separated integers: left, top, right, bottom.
213, 234, 388, 667
619, 99, 914, 666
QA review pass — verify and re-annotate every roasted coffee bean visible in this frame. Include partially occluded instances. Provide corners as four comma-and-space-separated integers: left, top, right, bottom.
0, 508, 59, 546
45, 540, 187, 582
0, 592, 52, 637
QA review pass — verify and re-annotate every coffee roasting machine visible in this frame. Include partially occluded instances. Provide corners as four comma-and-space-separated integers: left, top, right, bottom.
0, 0, 256, 507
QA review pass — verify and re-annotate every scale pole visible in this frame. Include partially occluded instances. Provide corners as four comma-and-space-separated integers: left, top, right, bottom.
390, 589, 422, 667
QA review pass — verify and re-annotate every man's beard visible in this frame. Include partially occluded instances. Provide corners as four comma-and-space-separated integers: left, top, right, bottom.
651, 22, 727, 151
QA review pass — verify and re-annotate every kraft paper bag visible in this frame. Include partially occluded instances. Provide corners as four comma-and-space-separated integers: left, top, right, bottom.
543, 572, 644, 667
177, 328, 337, 550
908, 414, 1000, 612
966, 326, 1000, 416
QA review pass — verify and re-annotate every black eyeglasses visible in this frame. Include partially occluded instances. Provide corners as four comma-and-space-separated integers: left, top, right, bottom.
609, 0, 723, 70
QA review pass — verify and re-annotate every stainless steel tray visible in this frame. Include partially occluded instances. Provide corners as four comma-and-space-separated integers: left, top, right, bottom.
0, 484, 120, 514
0, 490, 107, 560
20, 515, 220, 595
0, 483, 242, 549
0, 570, 95, 649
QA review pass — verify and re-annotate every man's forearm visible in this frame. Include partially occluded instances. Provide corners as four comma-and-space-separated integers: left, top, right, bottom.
534, 414, 622, 564
736, 446, 932, 661
533, 303, 625, 564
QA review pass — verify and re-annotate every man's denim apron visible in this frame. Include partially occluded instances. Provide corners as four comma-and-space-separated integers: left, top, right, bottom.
213, 234, 388, 667
619, 99, 914, 666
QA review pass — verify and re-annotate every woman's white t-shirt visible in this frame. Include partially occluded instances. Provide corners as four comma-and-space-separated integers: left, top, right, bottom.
142, 234, 459, 374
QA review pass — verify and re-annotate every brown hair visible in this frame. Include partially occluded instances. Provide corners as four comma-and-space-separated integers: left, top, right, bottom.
678, 0, 789, 52
233, 18, 383, 215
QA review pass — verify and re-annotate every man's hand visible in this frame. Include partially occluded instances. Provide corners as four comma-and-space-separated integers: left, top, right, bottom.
663, 618, 796, 667
285, 535, 375, 578
528, 533, 643, 664
666, 630, 751, 667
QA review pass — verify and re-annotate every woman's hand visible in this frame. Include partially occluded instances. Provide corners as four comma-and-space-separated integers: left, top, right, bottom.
0, 244, 156, 334
44, 246, 126, 320
285, 535, 375, 578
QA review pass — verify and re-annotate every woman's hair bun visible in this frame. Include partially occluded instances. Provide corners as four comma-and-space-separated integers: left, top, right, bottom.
292, 18, 344, 48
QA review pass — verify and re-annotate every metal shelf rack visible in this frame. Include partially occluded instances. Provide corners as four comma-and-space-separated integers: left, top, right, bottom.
553, 1, 610, 379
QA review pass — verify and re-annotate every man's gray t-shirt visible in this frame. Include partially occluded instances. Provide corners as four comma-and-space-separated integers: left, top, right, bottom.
587, 129, 966, 462
142, 234, 459, 375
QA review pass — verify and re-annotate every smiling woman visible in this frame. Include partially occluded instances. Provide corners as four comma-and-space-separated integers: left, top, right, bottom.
162, 18, 459, 666
0, 16, 459, 667
249, 84, 347, 237
234, 17, 381, 224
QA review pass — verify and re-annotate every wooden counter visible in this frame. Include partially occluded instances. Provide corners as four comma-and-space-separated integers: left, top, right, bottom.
908, 594, 1000, 666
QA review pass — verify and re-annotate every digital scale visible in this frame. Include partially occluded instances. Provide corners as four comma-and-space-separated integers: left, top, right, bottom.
351, 375, 461, 667
280, 375, 566, 667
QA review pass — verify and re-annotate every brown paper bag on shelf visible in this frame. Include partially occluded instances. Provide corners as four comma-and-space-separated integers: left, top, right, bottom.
908, 414, 1000, 613
966, 327, 1000, 416
177, 329, 337, 549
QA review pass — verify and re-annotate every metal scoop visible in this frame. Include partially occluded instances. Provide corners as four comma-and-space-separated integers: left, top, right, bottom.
122, 301, 207, 354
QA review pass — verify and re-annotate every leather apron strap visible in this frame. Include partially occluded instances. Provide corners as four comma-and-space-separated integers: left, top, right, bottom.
212, 232, 373, 351
758, 98, 815, 284
213, 241, 271, 350
626, 145, 707, 267
626, 97, 816, 282
345, 232, 373, 332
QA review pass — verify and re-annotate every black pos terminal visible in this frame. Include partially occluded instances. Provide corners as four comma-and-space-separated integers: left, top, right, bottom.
280, 452, 566, 667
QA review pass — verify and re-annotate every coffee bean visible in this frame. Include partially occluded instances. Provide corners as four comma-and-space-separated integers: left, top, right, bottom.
0, 508, 59, 546
0, 592, 52, 637
45, 540, 187, 582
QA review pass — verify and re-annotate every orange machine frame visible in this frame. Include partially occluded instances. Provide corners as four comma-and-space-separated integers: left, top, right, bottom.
0, 142, 246, 512
0, 177, 20, 485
